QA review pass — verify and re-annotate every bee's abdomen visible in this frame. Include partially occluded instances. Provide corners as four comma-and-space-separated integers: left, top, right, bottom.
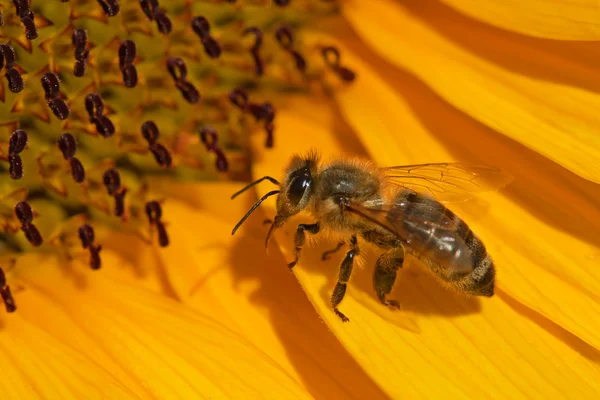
394, 192, 495, 296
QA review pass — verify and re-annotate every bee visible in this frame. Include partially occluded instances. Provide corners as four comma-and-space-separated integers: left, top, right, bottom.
231, 152, 513, 322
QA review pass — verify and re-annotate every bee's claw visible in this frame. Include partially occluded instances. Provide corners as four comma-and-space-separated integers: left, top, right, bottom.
334, 308, 350, 322
287, 260, 297, 269
385, 299, 401, 311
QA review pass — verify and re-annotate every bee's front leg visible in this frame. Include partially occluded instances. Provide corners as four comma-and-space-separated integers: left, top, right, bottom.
331, 235, 358, 322
288, 222, 320, 268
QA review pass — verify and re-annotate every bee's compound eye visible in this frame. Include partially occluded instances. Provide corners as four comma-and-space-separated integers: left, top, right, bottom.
288, 166, 311, 206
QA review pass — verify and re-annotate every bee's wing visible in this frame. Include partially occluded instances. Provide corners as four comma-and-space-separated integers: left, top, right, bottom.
382, 163, 513, 203
347, 196, 474, 273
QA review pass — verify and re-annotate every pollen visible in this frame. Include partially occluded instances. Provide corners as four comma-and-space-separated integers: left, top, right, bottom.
0, 0, 353, 312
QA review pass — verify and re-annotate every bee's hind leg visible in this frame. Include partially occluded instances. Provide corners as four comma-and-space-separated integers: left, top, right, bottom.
331, 235, 358, 322
288, 222, 320, 268
373, 247, 404, 310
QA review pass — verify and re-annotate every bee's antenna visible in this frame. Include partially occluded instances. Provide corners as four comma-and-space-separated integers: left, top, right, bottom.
231, 176, 280, 200
231, 190, 280, 235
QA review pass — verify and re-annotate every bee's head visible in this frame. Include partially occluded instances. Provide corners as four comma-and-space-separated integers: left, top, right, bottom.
276, 154, 319, 218
230, 151, 320, 249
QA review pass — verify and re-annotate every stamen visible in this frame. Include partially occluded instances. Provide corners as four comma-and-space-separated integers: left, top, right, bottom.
145, 201, 168, 247
97, 0, 120, 17
5, 68, 24, 93
9, 154, 23, 180
321, 46, 356, 82
191, 16, 221, 59
141, 121, 159, 144
103, 168, 127, 216
15, 201, 43, 247
229, 88, 276, 148
85, 94, 115, 137
119, 40, 138, 88
275, 26, 306, 72
78, 224, 102, 270
243, 27, 264, 76
9, 129, 28, 154
141, 121, 172, 167
58, 133, 86, 183
0, 44, 16, 69
12, 0, 38, 40
199, 126, 229, 172
0, 284, 16, 313
42, 73, 70, 120
274, 0, 291, 5
166, 58, 200, 104
113, 189, 127, 217
139, 0, 172, 34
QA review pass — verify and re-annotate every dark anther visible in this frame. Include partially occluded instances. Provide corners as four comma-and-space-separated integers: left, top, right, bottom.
274, 0, 291, 5
118, 40, 136, 68
12, 0, 29, 19
243, 27, 264, 76
15, 201, 43, 247
121, 64, 138, 88
9, 154, 23, 179
0, 44, 16, 70
175, 80, 200, 104
321, 46, 356, 82
5, 68, 24, 93
41, 73, 61, 100
141, 120, 159, 144
14, 201, 33, 224
265, 121, 274, 148
72, 29, 89, 77
199, 126, 218, 151
78, 224, 95, 248
48, 98, 71, 120
191, 16, 221, 58
214, 148, 229, 172
275, 26, 306, 72
228, 88, 248, 109
72, 29, 88, 56
97, 0, 120, 17
154, 12, 172, 34
145, 201, 168, 247
191, 16, 210, 37
145, 200, 162, 222
85, 94, 115, 136
22, 222, 43, 247
103, 168, 121, 195
166, 57, 187, 81
85, 93, 104, 118
58, 133, 77, 159
69, 157, 85, 182
149, 143, 172, 168
9, 129, 28, 154
78, 224, 102, 269
140, 0, 158, 20
74, 58, 87, 77
42, 73, 70, 119
0, 11, 3, 27
113, 189, 127, 216
0, 268, 5, 287
12, 1, 38, 39
118, 41, 138, 88
21, 12, 38, 40
275, 26, 293, 50
0, 286, 16, 313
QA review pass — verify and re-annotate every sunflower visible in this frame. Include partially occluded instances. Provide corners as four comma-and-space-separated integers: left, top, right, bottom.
1, 0, 599, 399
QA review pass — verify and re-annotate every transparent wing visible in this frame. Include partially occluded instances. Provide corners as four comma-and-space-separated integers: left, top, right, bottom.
347, 196, 474, 273
382, 163, 513, 203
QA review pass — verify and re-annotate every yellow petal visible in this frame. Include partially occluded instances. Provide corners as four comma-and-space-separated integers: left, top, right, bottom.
441, 0, 600, 40
332, 44, 600, 350
251, 98, 600, 398
10, 254, 309, 399
153, 182, 388, 399
343, 0, 600, 183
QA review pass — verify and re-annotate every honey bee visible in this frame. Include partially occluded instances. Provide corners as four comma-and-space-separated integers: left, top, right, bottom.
231, 152, 512, 322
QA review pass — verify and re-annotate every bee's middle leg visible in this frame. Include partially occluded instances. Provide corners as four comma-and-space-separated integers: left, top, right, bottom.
288, 222, 320, 268
331, 235, 358, 322
373, 247, 404, 310
321, 241, 345, 261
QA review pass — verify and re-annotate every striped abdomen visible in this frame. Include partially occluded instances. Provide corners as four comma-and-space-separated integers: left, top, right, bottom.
388, 191, 495, 296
